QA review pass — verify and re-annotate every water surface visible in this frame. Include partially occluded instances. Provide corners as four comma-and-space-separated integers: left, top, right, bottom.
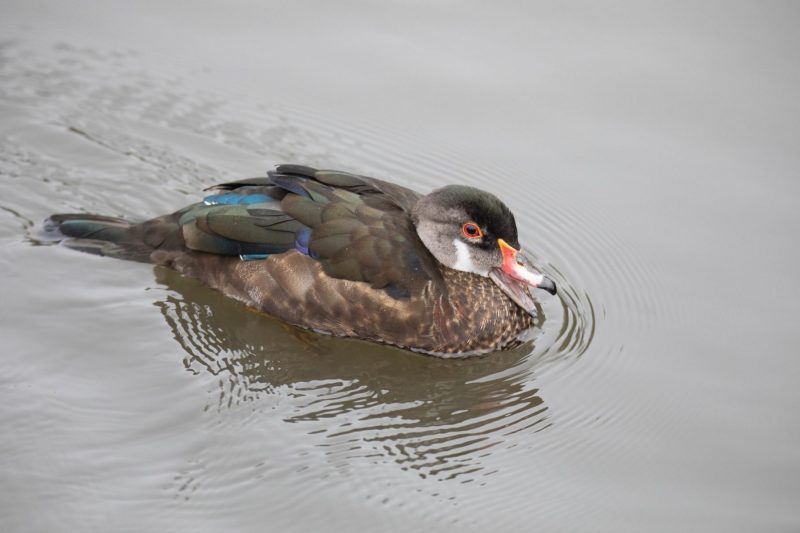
1, 2, 799, 532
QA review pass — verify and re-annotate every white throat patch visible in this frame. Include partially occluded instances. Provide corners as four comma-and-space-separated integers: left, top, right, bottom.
452, 239, 489, 276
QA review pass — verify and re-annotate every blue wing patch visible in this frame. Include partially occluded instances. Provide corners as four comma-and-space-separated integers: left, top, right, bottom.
294, 227, 312, 256
203, 193, 271, 206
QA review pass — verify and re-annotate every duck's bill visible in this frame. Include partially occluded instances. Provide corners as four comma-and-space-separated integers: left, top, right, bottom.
489, 267, 539, 316
496, 239, 557, 295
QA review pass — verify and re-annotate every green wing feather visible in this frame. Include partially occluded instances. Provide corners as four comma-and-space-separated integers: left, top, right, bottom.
179, 201, 304, 256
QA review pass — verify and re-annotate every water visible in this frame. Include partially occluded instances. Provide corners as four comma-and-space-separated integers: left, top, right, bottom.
1, 2, 799, 532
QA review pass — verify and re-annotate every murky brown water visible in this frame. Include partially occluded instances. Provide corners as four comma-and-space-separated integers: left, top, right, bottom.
1, 2, 799, 532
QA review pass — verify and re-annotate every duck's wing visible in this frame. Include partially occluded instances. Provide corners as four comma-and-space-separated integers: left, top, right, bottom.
183, 164, 441, 299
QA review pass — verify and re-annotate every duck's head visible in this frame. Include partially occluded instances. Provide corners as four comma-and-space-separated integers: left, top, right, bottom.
412, 185, 556, 314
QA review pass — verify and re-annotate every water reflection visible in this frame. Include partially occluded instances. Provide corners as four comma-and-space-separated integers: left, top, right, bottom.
153, 267, 550, 481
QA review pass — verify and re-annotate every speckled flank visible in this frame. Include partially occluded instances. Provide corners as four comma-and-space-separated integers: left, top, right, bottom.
153, 249, 534, 356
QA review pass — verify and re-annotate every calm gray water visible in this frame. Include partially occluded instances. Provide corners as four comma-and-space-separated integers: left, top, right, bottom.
1, 2, 799, 532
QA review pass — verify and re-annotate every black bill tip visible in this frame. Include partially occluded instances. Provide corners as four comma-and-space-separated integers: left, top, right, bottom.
539, 277, 557, 295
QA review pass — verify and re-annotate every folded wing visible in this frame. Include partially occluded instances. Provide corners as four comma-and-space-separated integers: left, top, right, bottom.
180, 165, 440, 298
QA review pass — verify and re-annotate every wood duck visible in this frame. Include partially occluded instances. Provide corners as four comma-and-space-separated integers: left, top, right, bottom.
46, 164, 556, 357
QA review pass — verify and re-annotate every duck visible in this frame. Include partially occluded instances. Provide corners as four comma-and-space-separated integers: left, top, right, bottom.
45, 164, 556, 357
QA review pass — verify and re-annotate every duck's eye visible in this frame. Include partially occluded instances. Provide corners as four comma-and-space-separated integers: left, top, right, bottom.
462, 222, 483, 239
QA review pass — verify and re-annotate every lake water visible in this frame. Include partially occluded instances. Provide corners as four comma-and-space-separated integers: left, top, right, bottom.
1, 2, 799, 532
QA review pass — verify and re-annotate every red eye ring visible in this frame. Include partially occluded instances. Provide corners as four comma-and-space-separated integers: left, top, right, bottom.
462, 222, 483, 239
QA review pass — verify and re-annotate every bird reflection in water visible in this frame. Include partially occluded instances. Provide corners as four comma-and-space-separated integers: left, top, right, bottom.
153, 267, 550, 481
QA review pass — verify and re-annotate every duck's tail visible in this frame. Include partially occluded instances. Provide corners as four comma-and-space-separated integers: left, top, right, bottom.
42, 214, 154, 262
